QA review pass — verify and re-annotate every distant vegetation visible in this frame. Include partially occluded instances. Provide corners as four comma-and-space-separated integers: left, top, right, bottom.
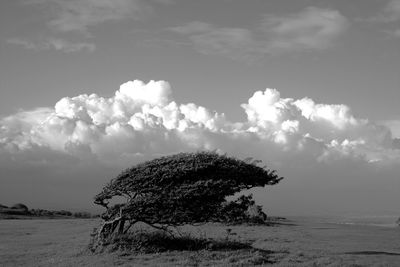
90, 151, 282, 252
0, 203, 95, 219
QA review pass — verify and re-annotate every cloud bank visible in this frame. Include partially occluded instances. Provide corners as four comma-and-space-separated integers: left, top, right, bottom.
1, 79, 397, 165
1, 80, 399, 214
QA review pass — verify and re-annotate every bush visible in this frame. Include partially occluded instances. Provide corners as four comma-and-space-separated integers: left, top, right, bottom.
220, 194, 267, 224
55, 210, 73, 216
0, 209, 29, 215
73, 212, 91, 218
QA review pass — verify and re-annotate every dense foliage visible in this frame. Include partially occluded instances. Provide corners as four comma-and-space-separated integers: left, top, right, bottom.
220, 194, 267, 224
93, 151, 282, 245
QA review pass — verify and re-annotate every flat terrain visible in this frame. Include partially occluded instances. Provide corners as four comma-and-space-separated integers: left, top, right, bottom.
1, 218, 400, 266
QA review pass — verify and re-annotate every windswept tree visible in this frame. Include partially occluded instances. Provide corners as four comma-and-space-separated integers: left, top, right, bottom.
92, 151, 282, 246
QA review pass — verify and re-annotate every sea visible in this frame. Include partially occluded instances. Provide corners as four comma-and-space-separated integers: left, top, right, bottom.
289, 214, 400, 228
333, 215, 399, 228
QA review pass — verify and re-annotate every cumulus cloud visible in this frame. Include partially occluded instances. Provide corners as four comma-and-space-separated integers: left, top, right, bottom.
169, 7, 348, 60
0, 80, 229, 166
1, 79, 400, 213
241, 88, 397, 163
7, 38, 95, 53
1, 79, 398, 166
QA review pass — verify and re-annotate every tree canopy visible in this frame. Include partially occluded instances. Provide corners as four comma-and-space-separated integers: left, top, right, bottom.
93, 151, 283, 244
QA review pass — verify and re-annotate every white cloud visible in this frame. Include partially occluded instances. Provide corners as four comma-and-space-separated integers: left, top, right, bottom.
1, 79, 398, 166
240, 88, 395, 163
293, 97, 359, 129
1, 79, 400, 214
169, 7, 348, 60
116, 80, 172, 107
7, 38, 95, 53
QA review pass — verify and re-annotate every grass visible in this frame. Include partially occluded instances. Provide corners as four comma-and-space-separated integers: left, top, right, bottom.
2, 218, 400, 266
96, 230, 278, 265
88, 224, 279, 265
93, 230, 254, 253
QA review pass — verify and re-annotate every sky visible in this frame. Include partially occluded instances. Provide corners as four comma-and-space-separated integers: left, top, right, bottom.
0, 0, 399, 216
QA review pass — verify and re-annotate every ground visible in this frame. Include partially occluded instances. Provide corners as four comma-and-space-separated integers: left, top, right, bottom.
1, 217, 400, 266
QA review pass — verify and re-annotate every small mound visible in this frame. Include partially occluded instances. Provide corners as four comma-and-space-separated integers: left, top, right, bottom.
90, 231, 251, 254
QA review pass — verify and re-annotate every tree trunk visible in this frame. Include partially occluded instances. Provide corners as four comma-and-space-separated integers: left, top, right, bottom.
118, 219, 125, 234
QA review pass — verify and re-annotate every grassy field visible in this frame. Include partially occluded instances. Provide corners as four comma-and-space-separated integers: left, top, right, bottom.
1, 218, 400, 266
